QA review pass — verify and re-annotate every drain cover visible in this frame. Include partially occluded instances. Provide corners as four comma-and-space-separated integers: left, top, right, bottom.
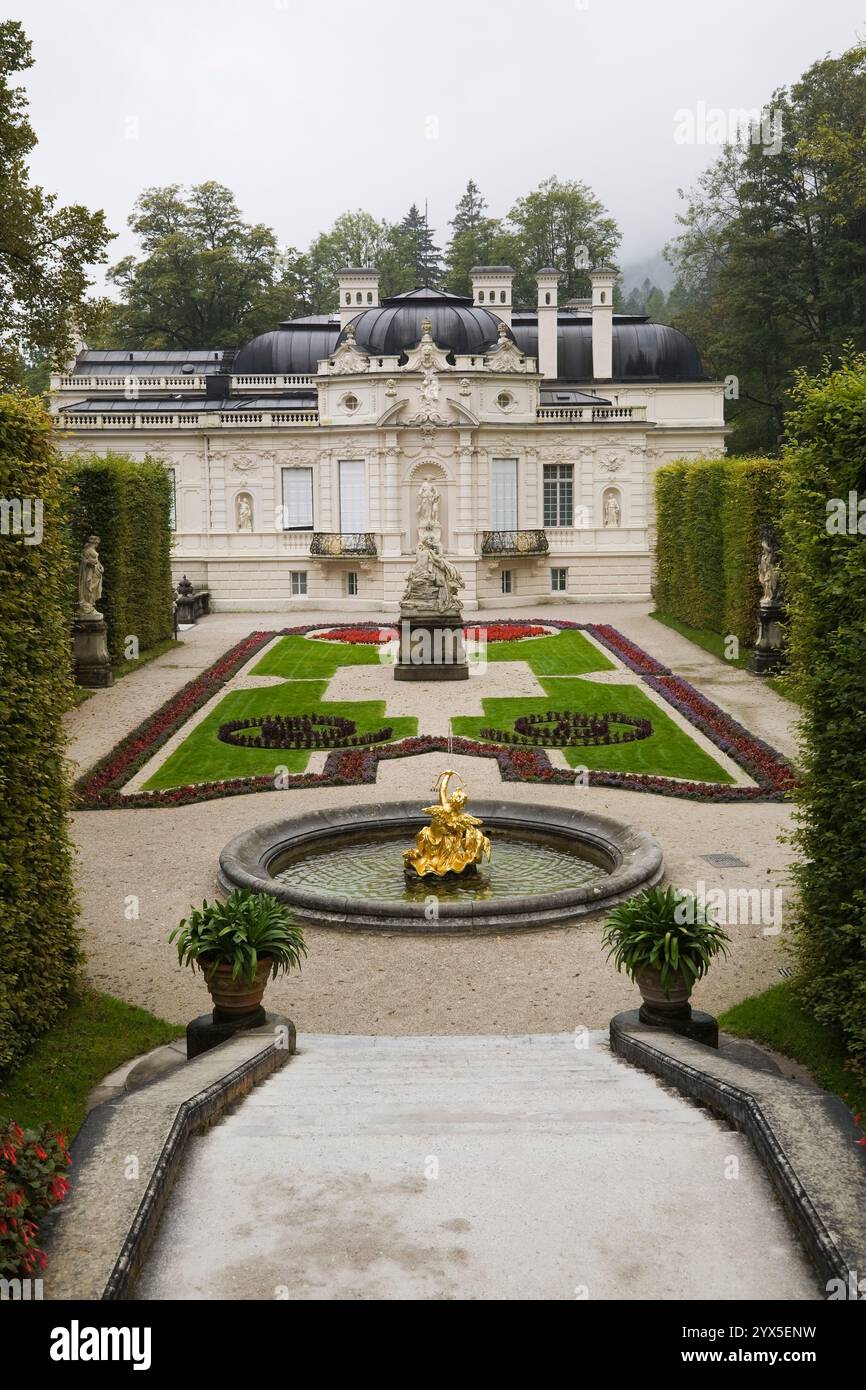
778, 966, 794, 979
701, 853, 748, 868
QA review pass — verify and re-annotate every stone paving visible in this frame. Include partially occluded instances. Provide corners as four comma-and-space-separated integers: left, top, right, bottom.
66, 603, 800, 1032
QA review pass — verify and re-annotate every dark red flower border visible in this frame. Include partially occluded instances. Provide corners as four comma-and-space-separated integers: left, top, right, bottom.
72, 620, 798, 810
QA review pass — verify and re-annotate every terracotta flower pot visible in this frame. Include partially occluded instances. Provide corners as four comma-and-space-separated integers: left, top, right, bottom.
635, 965, 692, 1017
201, 956, 273, 1016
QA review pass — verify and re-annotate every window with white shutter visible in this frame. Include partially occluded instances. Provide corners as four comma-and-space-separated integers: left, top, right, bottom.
281, 468, 313, 530
339, 460, 367, 533
491, 458, 517, 531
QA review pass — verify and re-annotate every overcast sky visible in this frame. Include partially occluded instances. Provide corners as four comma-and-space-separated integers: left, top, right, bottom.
10, 0, 866, 289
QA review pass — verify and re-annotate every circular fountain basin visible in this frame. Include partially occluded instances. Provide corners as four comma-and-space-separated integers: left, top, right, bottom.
218, 801, 664, 933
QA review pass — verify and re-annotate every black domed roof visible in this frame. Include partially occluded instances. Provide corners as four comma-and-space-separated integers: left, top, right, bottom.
231, 316, 340, 375
338, 287, 510, 360
510, 316, 705, 381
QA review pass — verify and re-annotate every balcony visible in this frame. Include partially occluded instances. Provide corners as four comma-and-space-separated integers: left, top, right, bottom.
481, 530, 549, 557
310, 532, 378, 558
536, 404, 646, 422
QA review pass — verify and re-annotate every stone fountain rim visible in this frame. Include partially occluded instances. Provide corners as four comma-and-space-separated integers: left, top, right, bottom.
218, 800, 664, 933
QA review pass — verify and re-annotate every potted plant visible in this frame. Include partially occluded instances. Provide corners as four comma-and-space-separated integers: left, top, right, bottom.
602, 886, 730, 1021
170, 888, 307, 1016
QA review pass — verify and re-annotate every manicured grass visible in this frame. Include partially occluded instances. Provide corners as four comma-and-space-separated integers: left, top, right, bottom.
720, 981, 866, 1120
0, 989, 181, 1138
483, 628, 614, 676
650, 609, 750, 668
144, 678, 417, 787
453, 675, 734, 781
253, 634, 381, 681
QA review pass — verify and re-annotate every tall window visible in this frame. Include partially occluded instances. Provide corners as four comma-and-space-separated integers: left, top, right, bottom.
281, 468, 313, 530
339, 459, 367, 533
501, 569, 514, 595
491, 458, 517, 531
291, 571, 308, 597
550, 567, 568, 593
543, 464, 573, 527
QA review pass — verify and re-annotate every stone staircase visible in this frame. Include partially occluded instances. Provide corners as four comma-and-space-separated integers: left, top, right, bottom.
137, 1032, 818, 1301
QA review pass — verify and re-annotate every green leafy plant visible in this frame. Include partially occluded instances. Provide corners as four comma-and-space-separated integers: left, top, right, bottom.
169, 889, 307, 985
602, 886, 730, 990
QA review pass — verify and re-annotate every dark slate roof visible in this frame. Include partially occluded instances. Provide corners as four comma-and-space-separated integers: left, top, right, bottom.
510, 315, 705, 381
70, 349, 228, 377
337, 287, 512, 360
540, 388, 611, 406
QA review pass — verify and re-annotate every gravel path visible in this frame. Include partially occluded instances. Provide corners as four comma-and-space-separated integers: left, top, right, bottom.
65, 603, 801, 1033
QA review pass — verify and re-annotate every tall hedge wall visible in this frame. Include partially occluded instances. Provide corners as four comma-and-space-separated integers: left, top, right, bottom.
654, 456, 784, 649
63, 453, 174, 664
0, 393, 81, 1073
783, 354, 866, 1081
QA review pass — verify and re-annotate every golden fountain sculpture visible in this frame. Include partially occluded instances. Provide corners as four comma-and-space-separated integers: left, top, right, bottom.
404, 770, 492, 878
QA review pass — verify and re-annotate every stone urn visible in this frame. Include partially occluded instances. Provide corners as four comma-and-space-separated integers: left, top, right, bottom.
635, 965, 692, 1024
201, 956, 272, 1016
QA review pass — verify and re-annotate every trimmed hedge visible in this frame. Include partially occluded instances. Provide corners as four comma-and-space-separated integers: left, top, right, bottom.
783, 353, 866, 1083
654, 456, 784, 649
0, 392, 81, 1072
63, 453, 174, 664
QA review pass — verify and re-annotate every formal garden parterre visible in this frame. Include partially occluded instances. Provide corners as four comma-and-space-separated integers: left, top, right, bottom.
71, 619, 797, 810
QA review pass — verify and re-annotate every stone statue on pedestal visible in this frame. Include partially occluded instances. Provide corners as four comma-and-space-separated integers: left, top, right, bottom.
73, 534, 113, 687
400, 534, 464, 618
76, 535, 104, 618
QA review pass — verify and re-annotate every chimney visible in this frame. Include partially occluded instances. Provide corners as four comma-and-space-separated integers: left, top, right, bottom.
590, 266, 616, 380
337, 267, 379, 330
470, 266, 514, 326
536, 269, 560, 380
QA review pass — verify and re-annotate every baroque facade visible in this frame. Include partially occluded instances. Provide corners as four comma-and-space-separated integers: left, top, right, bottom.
50, 267, 727, 610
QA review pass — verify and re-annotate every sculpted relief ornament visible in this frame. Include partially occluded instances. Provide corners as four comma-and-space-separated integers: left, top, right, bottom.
484, 321, 529, 373
328, 321, 370, 374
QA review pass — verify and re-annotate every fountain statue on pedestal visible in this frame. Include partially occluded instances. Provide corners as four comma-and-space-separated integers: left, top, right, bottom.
404, 770, 491, 878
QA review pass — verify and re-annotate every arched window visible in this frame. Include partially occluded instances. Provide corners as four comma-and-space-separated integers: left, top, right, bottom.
601, 291, 607, 303
478, 290, 485, 302
367, 291, 373, 303
356, 292, 362, 304
500, 290, 506, 303
545, 291, 551, 305
345, 292, 351, 305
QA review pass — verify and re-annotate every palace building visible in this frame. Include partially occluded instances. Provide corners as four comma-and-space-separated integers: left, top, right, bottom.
50, 267, 727, 610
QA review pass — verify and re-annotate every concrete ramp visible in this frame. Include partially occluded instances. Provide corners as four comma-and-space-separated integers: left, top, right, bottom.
137, 1033, 817, 1301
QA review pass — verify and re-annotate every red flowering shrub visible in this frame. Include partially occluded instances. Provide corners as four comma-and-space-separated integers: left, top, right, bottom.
0, 1121, 71, 1278
464, 623, 547, 641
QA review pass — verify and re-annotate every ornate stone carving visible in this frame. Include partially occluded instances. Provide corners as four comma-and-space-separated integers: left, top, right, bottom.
328, 322, 370, 375
458, 377, 472, 397
758, 528, 782, 605
400, 532, 464, 618
384, 378, 398, 397
484, 322, 529, 373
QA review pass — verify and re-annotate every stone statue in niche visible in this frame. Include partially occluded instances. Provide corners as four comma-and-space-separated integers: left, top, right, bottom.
236, 493, 253, 532
603, 489, 621, 528
77, 535, 104, 618
418, 477, 440, 529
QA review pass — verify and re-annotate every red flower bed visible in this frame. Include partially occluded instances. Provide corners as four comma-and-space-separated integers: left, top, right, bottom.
465, 623, 547, 641
310, 626, 397, 644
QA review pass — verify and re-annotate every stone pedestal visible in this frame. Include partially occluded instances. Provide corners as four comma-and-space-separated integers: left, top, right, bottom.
186, 1007, 296, 1060
749, 600, 786, 675
394, 615, 469, 681
73, 616, 114, 688
629, 1004, 719, 1048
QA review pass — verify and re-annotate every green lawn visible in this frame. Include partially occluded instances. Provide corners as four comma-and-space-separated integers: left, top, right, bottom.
481, 628, 614, 676
720, 981, 866, 1120
453, 674, 733, 781
0, 989, 181, 1138
142, 627, 734, 789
